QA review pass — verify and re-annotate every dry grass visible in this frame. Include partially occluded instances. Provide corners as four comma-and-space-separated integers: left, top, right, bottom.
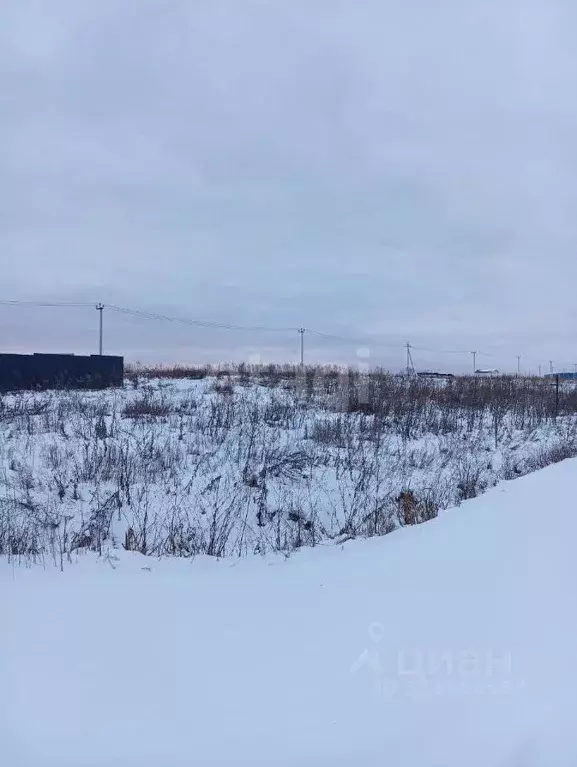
1, 368, 576, 565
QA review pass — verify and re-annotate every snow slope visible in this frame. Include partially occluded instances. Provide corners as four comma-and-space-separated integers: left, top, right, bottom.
2, 459, 577, 766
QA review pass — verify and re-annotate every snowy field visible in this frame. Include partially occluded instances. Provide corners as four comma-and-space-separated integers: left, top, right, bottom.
2, 456, 577, 765
1, 369, 576, 562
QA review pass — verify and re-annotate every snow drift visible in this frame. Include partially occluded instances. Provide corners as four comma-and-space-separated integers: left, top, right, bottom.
2, 457, 577, 765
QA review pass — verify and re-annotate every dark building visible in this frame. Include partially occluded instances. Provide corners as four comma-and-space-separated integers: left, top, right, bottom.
0, 353, 124, 392
417, 371, 455, 379
544, 372, 577, 381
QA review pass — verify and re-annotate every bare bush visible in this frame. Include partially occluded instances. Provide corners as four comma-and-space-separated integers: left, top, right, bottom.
211, 378, 235, 397
129, 364, 209, 380
396, 489, 439, 526
122, 395, 173, 419
2, 370, 577, 566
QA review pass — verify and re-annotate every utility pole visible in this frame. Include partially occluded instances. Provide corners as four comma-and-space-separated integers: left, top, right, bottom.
471, 350, 477, 374
96, 303, 104, 355
405, 342, 415, 376
516, 355, 521, 376
538, 364, 542, 377
555, 374, 560, 419
298, 328, 306, 368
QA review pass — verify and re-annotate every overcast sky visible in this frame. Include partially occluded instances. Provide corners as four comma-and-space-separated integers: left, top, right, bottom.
1, 0, 576, 372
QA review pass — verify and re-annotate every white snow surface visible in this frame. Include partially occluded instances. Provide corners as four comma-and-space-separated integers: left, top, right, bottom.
2, 458, 577, 765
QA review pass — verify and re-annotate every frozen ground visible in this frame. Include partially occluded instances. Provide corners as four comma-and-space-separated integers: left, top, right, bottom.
2, 457, 577, 766
1, 371, 576, 560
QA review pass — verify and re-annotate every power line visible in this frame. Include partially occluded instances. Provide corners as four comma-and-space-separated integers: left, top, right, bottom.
411, 345, 493, 358
108, 306, 405, 350
0, 300, 495, 355
0, 300, 94, 308
307, 328, 411, 349
306, 329, 357, 343
412, 345, 471, 355
106, 304, 299, 333
0, 299, 566, 374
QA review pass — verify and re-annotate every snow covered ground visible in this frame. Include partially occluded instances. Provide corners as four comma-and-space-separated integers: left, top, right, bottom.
2, 457, 577, 766
1, 372, 576, 560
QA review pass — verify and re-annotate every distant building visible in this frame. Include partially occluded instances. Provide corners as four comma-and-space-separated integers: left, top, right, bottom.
0, 353, 124, 392
475, 369, 499, 376
417, 371, 455, 379
544, 372, 577, 381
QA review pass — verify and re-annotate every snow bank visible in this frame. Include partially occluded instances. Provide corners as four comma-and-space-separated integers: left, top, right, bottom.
2, 458, 577, 766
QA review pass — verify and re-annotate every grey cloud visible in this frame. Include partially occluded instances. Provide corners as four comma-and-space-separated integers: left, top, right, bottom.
1, 0, 576, 373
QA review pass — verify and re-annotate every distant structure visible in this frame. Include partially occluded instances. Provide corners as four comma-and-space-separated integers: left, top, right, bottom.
475, 368, 499, 376
0, 353, 124, 392
417, 371, 455, 379
544, 372, 577, 381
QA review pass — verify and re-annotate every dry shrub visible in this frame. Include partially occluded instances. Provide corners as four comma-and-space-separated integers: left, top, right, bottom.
129, 364, 209, 380
396, 489, 439, 526
122, 395, 172, 419
211, 379, 235, 396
